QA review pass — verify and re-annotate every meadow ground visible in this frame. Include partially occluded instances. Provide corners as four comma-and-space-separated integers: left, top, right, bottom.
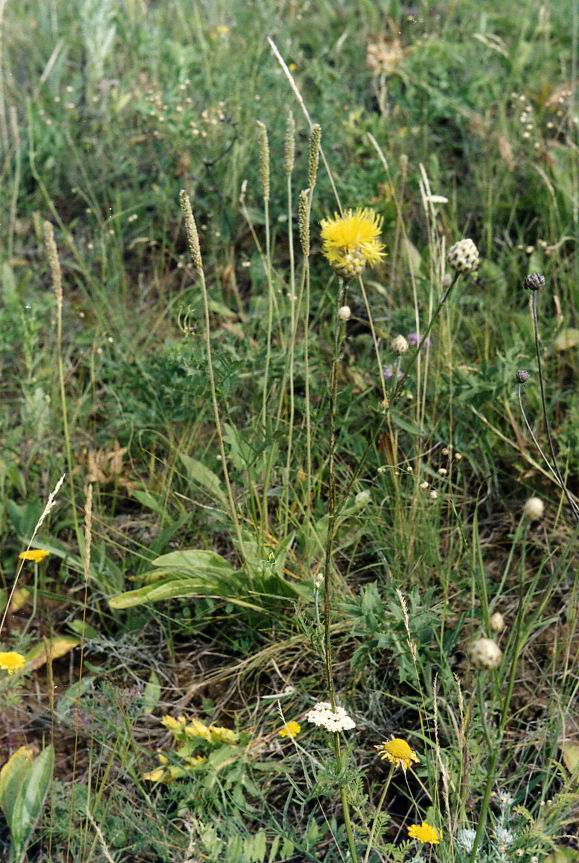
0, 1, 578, 861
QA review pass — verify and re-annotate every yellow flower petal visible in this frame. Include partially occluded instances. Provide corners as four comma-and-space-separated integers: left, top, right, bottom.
407, 822, 441, 844
278, 721, 301, 739
376, 738, 419, 771
209, 725, 238, 744
320, 208, 386, 278
184, 719, 212, 741
18, 549, 50, 563
0, 652, 26, 675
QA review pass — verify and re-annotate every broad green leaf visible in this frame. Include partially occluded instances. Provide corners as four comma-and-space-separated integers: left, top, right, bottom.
109, 577, 263, 611
152, 549, 234, 576
67, 619, 99, 639
10, 746, 54, 854
179, 454, 227, 506
141, 670, 161, 715
24, 636, 80, 671
0, 747, 34, 827
130, 488, 166, 516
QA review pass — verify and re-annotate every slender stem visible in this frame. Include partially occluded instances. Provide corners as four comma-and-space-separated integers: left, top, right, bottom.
56, 295, 80, 542
283, 173, 297, 535
261, 198, 274, 529
531, 292, 578, 521
363, 765, 395, 863
392, 272, 460, 404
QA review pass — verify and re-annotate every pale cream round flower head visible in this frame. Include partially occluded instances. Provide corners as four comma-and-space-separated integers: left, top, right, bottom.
338, 305, 352, 321
523, 496, 544, 520
468, 637, 502, 670
490, 612, 506, 633
447, 238, 480, 274
391, 334, 409, 354
306, 702, 356, 733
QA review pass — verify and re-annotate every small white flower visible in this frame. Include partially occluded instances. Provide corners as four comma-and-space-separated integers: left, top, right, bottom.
495, 827, 514, 847
490, 612, 506, 633
426, 194, 449, 204
306, 702, 356, 733
391, 334, 409, 355
338, 305, 352, 321
420, 481, 429, 490
430, 490, 438, 500
469, 637, 502, 670
456, 829, 477, 854
355, 490, 371, 509
523, 496, 544, 520
448, 238, 480, 274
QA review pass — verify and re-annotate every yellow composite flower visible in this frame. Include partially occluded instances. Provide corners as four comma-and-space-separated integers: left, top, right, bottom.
407, 822, 441, 845
320, 208, 386, 279
0, 652, 26, 675
209, 725, 238, 745
376, 737, 420, 771
18, 549, 50, 563
278, 720, 301, 739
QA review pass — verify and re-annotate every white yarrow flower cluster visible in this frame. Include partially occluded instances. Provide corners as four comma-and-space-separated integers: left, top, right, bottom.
306, 702, 356, 732
447, 238, 480, 274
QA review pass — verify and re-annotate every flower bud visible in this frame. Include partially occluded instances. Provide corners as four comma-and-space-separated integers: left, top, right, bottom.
468, 637, 502, 670
490, 612, 505, 633
523, 272, 545, 291
338, 305, 351, 322
447, 238, 480, 274
523, 496, 544, 520
355, 490, 371, 509
391, 334, 409, 355
516, 369, 529, 384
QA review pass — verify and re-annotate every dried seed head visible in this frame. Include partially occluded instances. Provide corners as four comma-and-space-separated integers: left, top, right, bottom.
391, 334, 409, 355
447, 238, 480, 274
490, 612, 506, 633
44, 221, 63, 310
338, 305, 351, 321
523, 496, 544, 520
523, 272, 545, 291
179, 190, 203, 275
256, 121, 270, 201
307, 124, 321, 190
468, 637, 502, 670
298, 189, 311, 257
284, 111, 295, 176
516, 369, 529, 384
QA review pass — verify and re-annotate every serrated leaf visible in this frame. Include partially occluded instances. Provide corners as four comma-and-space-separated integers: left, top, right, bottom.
179, 454, 227, 506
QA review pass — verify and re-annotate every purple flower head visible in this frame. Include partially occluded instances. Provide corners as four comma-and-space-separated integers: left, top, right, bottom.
407, 331, 431, 350
383, 365, 404, 381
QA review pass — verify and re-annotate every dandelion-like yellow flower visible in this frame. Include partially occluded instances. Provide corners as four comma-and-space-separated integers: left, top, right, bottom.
376, 738, 420, 771
278, 720, 301, 739
0, 652, 26, 675
320, 208, 385, 279
19, 549, 50, 563
408, 822, 441, 845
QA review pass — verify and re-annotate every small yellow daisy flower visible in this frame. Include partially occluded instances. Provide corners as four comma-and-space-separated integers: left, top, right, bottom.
376, 738, 419, 771
320, 208, 386, 279
278, 720, 301, 739
408, 822, 441, 845
0, 651, 26, 675
19, 549, 50, 563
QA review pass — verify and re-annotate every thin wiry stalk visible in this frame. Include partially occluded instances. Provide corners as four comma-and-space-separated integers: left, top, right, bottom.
530, 291, 578, 521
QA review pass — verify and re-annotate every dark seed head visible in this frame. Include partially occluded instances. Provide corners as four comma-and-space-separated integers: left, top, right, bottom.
523, 272, 545, 291
516, 370, 529, 384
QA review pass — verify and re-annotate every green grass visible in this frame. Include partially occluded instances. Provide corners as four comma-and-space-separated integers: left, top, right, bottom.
0, 1, 577, 861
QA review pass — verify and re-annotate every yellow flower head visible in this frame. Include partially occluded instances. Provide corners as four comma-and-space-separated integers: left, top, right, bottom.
0, 652, 26, 675
376, 738, 420, 771
19, 549, 50, 563
320, 208, 385, 279
184, 719, 212, 742
407, 822, 441, 845
209, 725, 238, 745
278, 720, 301, 739
142, 767, 167, 783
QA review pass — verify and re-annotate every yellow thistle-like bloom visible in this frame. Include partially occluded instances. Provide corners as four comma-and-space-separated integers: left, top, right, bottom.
408, 822, 441, 845
320, 208, 385, 279
278, 720, 301, 739
0, 652, 26, 675
209, 725, 238, 745
377, 738, 420, 771
19, 549, 50, 563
